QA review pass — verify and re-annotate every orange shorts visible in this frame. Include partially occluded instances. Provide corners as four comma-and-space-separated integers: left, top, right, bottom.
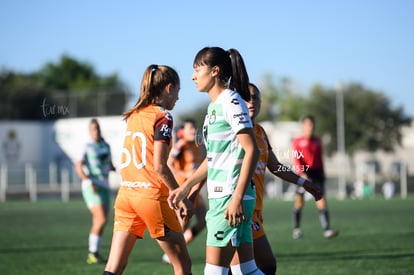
113, 187, 182, 239
251, 209, 265, 240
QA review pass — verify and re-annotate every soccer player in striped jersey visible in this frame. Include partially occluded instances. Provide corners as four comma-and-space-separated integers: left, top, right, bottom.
103, 65, 193, 275
169, 47, 264, 275
76, 118, 115, 265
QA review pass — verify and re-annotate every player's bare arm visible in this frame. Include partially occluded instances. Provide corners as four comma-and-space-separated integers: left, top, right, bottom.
154, 141, 195, 220
154, 141, 180, 190
267, 150, 322, 201
303, 181, 323, 201
224, 129, 259, 227
168, 158, 208, 209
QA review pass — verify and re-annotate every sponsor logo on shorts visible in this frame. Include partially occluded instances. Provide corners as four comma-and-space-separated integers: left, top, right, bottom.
214, 231, 224, 240
120, 181, 151, 189
251, 221, 261, 231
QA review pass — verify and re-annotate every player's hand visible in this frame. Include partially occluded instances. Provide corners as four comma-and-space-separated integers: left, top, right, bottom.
173, 139, 186, 153
224, 197, 246, 227
303, 180, 323, 201
255, 210, 263, 222
177, 198, 194, 227
168, 185, 191, 210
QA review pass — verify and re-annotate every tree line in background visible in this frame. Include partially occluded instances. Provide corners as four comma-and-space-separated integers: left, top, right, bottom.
1, 55, 410, 156
0, 55, 130, 120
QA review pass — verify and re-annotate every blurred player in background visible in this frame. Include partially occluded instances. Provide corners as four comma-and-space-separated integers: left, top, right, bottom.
103, 64, 193, 275
291, 115, 338, 239
162, 118, 207, 264
229, 83, 323, 274
75, 118, 115, 264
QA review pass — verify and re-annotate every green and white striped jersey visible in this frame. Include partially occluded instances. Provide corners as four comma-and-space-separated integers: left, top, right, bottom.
203, 89, 256, 199
82, 140, 112, 188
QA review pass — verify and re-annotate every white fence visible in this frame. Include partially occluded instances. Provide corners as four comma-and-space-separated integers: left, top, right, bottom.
0, 161, 408, 203
0, 162, 80, 202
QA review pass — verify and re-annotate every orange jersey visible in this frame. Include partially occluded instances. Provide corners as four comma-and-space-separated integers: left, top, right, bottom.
170, 141, 204, 185
119, 105, 174, 199
253, 123, 272, 211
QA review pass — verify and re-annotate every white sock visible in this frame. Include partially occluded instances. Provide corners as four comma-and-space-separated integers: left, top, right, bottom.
230, 260, 264, 275
204, 263, 229, 275
88, 234, 101, 253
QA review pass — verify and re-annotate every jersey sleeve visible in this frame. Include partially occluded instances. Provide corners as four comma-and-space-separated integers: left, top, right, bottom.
154, 110, 173, 144
224, 92, 253, 133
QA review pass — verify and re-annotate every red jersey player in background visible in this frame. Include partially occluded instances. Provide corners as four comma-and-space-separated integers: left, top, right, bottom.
291, 115, 339, 239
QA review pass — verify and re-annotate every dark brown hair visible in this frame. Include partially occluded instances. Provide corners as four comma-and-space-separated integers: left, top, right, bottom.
193, 47, 250, 101
89, 118, 103, 141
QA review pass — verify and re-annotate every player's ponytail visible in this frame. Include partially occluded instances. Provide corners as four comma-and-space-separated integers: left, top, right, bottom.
123, 64, 179, 120
228, 48, 250, 102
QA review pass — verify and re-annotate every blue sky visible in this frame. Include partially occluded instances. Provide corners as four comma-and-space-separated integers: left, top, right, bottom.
1, 0, 413, 117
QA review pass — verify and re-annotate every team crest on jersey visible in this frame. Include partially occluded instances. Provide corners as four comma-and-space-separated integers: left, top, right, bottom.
209, 110, 216, 124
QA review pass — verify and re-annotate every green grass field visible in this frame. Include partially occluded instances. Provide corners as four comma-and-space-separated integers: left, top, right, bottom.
1, 196, 413, 275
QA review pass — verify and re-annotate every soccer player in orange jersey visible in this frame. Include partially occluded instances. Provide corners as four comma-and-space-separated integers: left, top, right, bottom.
103, 65, 193, 275
231, 83, 323, 274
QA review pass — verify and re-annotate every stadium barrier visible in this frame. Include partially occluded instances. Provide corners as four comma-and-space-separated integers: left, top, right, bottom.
0, 162, 81, 202
0, 161, 410, 202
